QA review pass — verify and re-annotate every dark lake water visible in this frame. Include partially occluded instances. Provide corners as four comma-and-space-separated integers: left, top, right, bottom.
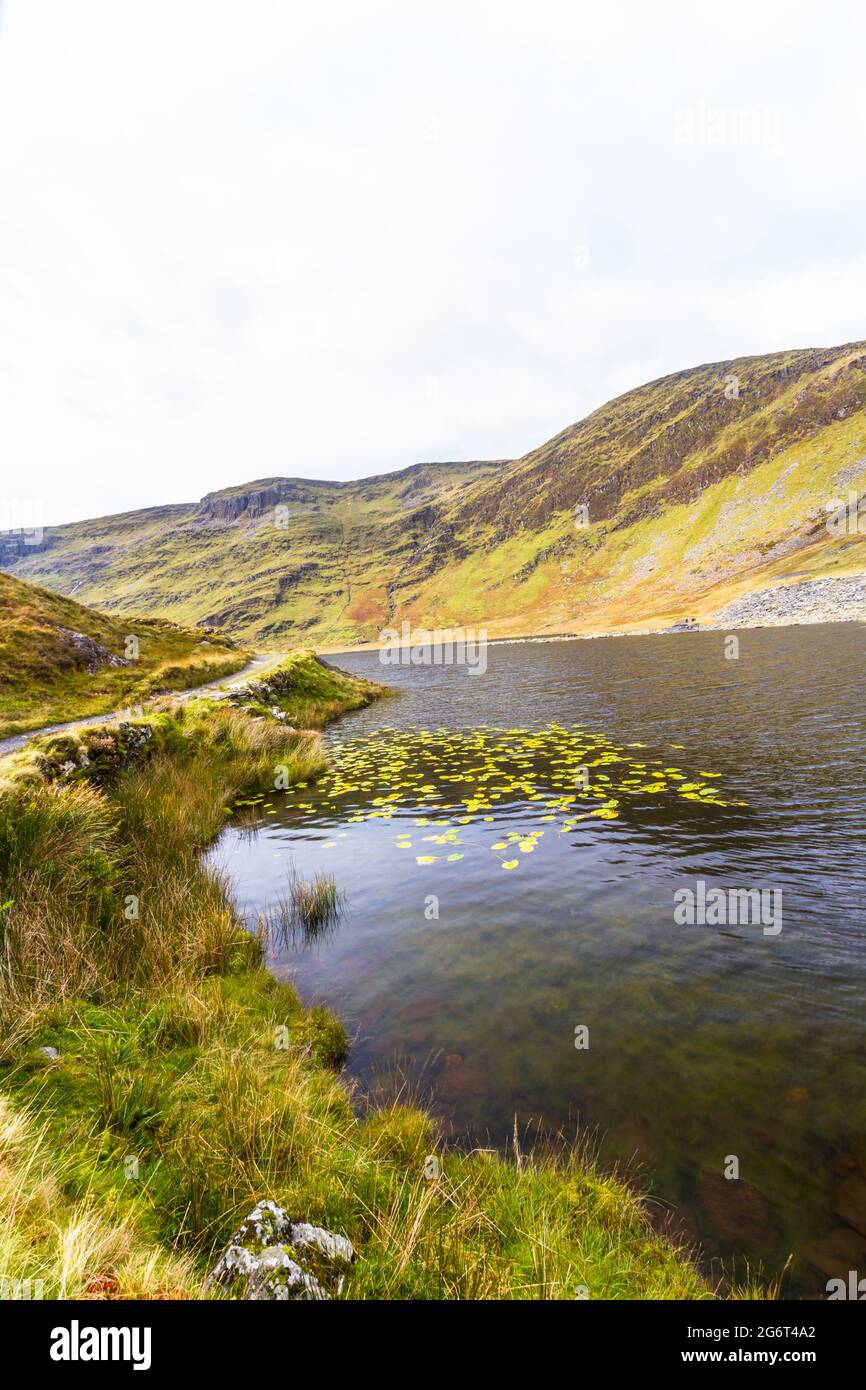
208, 624, 866, 1295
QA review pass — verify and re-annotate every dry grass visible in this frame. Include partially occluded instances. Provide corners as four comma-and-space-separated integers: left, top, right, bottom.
0, 1095, 199, 1299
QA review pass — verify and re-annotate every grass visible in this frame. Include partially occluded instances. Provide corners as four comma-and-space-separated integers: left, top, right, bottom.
0, 572, 251, 737
260, 869, 346, 948
290, 871, 344, 932
0, 654, 759, 1300
0, 1093, 201, 1299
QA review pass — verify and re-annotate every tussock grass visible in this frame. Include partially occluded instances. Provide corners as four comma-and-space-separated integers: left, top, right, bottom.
290, 871, 344, 931
259, 868, 345, 948
0, 699, 329, 1045
4, 980, 722, 1300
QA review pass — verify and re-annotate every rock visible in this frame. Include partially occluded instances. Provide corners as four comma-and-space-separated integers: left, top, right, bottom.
783, 1086, 810, 1108
290, 1223, 355, 1263
55, 626, 130, 674
835, 1172, 866, 1236
710, 575, 866, 630
803, 1226, 866, 1279
207, 1199, 354, 1301
828, 1153, 858, 1178
698, 1170, 776, 1251
246, 1247, 324, 1301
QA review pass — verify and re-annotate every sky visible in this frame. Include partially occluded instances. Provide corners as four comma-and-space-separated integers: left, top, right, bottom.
2, 1, 866, 527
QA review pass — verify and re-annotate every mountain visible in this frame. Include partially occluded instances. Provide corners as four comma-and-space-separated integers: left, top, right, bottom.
0, 572, 246, 736
5, 343, 866, 646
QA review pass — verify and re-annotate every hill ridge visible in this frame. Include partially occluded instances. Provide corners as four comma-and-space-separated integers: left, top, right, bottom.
5, 340, 866, 644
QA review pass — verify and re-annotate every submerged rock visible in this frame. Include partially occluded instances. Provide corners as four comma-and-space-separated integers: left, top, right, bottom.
835, 1172, 866, 1236
207, 1199, 354, 1301
803, 1226, 866, 1279
698, 1170, 776, 1251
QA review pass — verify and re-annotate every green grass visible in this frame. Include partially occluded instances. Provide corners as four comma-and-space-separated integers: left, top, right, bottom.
259, 869, 346, 947
0, 655, 761, 1300
0, 572, 250, 737
236, 650, 392, 729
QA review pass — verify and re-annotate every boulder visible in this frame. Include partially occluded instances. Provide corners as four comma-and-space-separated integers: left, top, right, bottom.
207, 1199, 354, 1301
698, 1170, 776, 1251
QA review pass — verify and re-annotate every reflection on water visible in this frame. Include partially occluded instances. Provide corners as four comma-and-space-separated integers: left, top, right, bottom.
208, 624, 866, 1294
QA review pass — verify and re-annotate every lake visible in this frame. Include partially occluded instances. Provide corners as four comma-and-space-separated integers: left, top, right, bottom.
208, 623, 866, 1295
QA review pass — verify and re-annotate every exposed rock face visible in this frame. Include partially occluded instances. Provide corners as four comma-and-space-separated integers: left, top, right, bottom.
39, 721, 154, 784
55, 627, 129, 673
207, 1200, 355, 1301
193, 480, 328, 525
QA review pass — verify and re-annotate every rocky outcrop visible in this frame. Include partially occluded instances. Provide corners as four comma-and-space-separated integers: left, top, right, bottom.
55, 627, 129, 674
193, 481, 329, 525
207, 1200, 355, 1300
37, 721, 154, 784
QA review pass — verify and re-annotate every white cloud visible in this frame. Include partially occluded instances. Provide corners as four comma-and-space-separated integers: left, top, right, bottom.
1, 0, 865, 524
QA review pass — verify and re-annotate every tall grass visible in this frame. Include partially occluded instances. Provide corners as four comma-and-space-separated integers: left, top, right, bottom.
259, 868, 345, 949
0, 1095, 200, 1299
0, 701, 326, 1051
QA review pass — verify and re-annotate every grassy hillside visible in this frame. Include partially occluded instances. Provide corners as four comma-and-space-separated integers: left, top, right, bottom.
0, 657, 739, 1300
0, 572, 249, 736
5, 342, 866, 644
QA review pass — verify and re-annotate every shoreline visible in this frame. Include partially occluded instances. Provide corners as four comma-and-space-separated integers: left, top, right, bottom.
316, 606, 866, 659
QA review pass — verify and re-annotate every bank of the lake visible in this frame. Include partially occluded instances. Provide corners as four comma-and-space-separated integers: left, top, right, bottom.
0, 652, 734, 1300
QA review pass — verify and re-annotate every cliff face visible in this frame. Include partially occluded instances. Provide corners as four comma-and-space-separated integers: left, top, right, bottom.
5, 343, 866, 645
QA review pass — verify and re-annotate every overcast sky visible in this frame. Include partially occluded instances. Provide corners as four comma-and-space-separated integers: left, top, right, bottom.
2, 1, 866, 526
